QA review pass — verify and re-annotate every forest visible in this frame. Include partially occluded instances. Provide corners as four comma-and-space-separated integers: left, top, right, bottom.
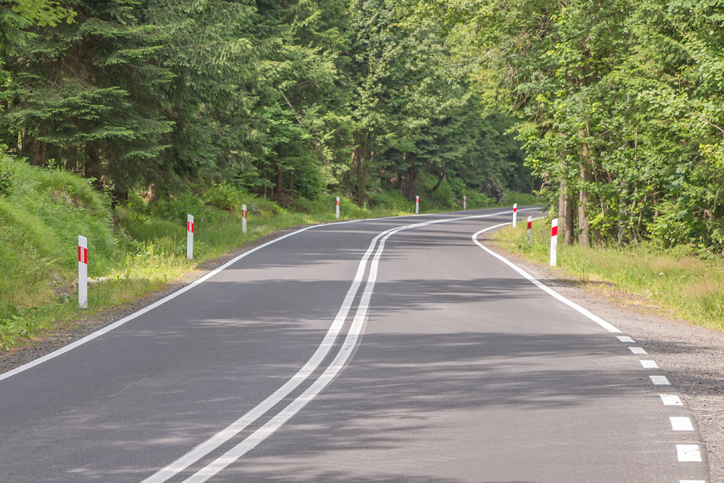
1, 0, 723, 249
0, 0, 536, 216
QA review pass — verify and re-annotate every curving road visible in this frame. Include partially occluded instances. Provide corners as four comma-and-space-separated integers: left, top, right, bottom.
0, 208, 710, 482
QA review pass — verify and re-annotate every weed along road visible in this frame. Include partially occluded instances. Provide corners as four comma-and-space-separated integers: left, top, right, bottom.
0, 208, 711, 483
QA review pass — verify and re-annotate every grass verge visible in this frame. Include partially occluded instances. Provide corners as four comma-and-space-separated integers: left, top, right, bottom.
1, 160, 539, 352
492, 217, 724, 331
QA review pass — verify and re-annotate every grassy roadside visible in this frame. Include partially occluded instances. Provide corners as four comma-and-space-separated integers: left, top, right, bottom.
492, 217, 724, 332
0, 158, 539, 351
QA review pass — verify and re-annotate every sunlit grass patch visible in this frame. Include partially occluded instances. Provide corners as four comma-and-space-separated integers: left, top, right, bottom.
493, 220, 724, 331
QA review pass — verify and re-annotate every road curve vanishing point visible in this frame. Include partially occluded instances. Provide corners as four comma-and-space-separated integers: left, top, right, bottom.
0, 208, 710, 483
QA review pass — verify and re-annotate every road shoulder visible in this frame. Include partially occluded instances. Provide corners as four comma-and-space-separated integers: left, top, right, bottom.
481, 230, 724, 483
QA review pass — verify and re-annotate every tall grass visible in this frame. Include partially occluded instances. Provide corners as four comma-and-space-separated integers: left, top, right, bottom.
493, 218, 724, 331
0, 158, 540, 350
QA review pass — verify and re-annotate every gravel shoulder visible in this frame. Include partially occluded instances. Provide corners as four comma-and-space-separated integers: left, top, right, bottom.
481, 232, 724, 483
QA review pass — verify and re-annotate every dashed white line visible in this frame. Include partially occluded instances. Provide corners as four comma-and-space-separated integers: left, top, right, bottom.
676, 445, 702, 462
629, 347, 647, 354
640, 360, 659, 369
650, 375, 671, 386
660, 394, 683, 406
680, 480, 707, 483
617, 336, 635, 343
671, 417, 694, 431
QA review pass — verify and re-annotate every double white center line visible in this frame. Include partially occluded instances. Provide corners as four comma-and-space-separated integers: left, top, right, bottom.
144, 210, 520, 483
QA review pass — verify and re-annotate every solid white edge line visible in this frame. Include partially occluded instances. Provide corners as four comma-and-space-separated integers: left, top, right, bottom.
145, 208, 522, 482
179, 210, 530, 482
0, 224, 322, 383
1, 207, 525, 383
471, 224, 622, 333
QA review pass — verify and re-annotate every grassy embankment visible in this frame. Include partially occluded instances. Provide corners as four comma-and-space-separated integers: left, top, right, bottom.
0, 158, 538, 350
493, 216, 724, 331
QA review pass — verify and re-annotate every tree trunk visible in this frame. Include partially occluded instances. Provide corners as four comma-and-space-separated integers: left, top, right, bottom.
275, 167, 283, 197
578, 130, 593, 247
432, 171, 445, 192
84, 141, 102, 190
565, 192, 575, 246
30, 139, 46, 167
288, 171, 293, 191
404, 153, 417, 202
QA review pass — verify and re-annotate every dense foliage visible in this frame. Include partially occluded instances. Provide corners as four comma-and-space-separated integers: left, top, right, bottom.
0, 0, 534, 211
411, 0, 724, 251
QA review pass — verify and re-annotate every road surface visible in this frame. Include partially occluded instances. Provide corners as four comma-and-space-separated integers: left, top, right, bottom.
0, 208, 710, 482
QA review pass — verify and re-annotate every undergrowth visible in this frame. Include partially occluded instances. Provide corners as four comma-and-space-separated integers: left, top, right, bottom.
0, 157, 539, 351
493, 217, 724, 331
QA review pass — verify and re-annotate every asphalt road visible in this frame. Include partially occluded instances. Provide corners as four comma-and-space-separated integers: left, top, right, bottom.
0, 208, 710, 482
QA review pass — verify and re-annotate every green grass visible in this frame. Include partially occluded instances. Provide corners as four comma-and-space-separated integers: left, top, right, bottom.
0, 157, 541, 351
493, 217, 724, 331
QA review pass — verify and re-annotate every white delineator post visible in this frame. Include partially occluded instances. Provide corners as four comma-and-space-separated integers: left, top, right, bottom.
242, 205, 247, 234
463, 196, 467, 210
336, 197, 340, 219
415, 195, 419, 215
550, 218, 558, 266
187, 214, 194, 260
78, 235, 88, 309
513, 203, 517, 228
527, 216, 532, 248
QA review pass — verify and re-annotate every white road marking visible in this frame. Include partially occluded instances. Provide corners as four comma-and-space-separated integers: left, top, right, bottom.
680, 480, 707, 483
617, 336, 635, 343
471, 226, 622, 333
140, 226, 390, 483
147, 209, 528, 483
180, 211, 523, 482
0, 213, 426, 383
661, 395, 683, 406
671, 417, 694, 431
641, 360, 659, 369
677, 445, 702, 462
650, 375, 671, 385
629, 347, 648, 354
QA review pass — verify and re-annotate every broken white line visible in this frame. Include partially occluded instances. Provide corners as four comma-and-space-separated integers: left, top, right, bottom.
676, 445, 702, 462
671, 417, 694, 431
650, 375, 671, 385
660, 395, 682, 406
640, 360, 659, 369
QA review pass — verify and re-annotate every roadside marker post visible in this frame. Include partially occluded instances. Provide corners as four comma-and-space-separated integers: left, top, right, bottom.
336, 197, 340, 219
78, 236, 88, 309
242, 205, 247, 234
463, 196, 467, 210
527, 216, 532, 248
550, 218, 558, 266
513, 203, 517, 228
187, 214, 194, 260
415, 195, 419, 215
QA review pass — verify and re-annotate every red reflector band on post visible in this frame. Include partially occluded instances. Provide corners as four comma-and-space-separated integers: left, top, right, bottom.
78, 246, 87, 264
243, 210, 247, 218
551, 226, 558, 237
188, 222, 194, 233
528, 221, 532, 229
